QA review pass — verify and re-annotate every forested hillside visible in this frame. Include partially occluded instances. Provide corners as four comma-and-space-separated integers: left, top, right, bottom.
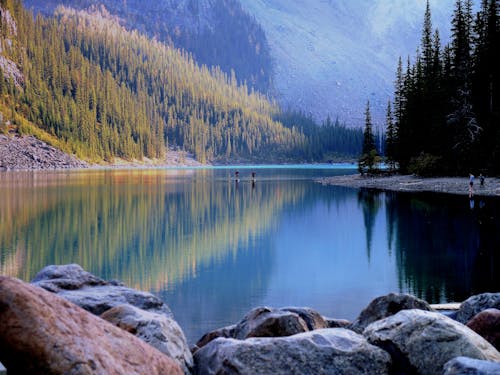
1, 0, 309, 162
22, 0, 274, 94
385, 0, 499, 175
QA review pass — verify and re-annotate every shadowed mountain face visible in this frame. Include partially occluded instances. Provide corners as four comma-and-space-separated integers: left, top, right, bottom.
22, 0, 273, 93
238, 0, 455, 125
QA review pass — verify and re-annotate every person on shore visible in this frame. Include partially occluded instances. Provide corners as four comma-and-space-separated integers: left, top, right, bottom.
469, 173, 474, 197
479, 173, 485, 187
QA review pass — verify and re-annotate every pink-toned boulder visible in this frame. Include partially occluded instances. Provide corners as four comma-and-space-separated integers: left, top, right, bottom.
467, 308, 500, 350
0, 276, 182, 375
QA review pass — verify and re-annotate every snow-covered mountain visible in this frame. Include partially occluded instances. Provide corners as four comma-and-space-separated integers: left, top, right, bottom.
238, 0, 455, 125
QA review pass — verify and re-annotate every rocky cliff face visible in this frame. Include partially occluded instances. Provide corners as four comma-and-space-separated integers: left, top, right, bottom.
0, 5, 23, 87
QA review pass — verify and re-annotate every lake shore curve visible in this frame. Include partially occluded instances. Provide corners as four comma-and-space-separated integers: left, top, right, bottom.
317, 174, 500, 197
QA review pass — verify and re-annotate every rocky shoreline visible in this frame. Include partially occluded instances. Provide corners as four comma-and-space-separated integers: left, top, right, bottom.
0, 264, 499, 374
0, 134, 89, 171
0, 134, 204, 171
318, 174, 500, 197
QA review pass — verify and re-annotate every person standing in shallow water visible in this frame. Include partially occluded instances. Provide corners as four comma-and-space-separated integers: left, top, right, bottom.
469, 173, 475, 197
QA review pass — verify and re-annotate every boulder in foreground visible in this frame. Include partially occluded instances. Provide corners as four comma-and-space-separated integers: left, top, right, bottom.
456, 293, 500, 324
195, 306, 328, 350
101, 304, 193, 373
443, 356, 500, 374
0, 276, 182, 375
193, 328, 391, 375
466, 308, 500, 350
349, 292, 432, 333
32, 264, 173, 317
364, 309, 500, 375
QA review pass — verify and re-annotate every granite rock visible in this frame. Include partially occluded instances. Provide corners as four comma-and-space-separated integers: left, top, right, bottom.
443, 356, 500, 374
32, 264, 173, 317
364, 309, 500, 375
0, 276, 182, 375
456, 293, 500, 324
466, 308, 500, 350
349, 292, 432, 333
101, 304, 193, 374
194, 328, 391, 375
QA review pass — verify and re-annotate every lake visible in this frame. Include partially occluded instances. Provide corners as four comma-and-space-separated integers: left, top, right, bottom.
0, 166, 498, 344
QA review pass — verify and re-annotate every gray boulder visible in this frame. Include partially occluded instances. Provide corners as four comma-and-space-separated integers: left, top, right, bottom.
101, 304, 193, 374
193, 328, 391, 375
325, 317, 351, 328
31, 263, 108, 292
364, 309, 500, 375
233, 307, 308, 339
32, 264, 173, 317
281, 307, 329, 330
349, 292, 432, 333
193, 325, 236, 353
195, 306, 328, 350
456, 293, 500, 324
443, 356, 500, 374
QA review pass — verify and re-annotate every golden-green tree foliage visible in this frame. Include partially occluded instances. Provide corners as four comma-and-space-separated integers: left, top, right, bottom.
1, 2, 306, 162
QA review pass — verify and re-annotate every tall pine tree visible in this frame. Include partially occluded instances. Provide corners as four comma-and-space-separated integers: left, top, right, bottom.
385, 101, 397, 171
358, 101, 380, 174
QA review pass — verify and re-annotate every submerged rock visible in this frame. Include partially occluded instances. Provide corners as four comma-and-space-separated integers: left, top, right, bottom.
32, 264, 173, 317
0, 276, 182, 374
193, 328, 391, 375
443, 356, 500, 375
101, 304, 193, 374
349, 292, 432, 333
364, 309, 500, 375
466, 308, 500, 350
456, 293, 500, 324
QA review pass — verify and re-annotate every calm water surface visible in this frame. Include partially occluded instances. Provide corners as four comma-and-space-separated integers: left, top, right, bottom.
0, 166, 498, 344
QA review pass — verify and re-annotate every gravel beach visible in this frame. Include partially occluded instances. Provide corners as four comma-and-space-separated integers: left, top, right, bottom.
317, 174, 500, 197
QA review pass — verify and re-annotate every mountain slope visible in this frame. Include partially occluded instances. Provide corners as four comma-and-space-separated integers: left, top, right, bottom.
1, 1, 305, 163
22, 0, 274, 93
238, 0, 455, 125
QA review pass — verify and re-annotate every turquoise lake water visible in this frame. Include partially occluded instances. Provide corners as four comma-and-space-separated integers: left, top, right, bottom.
0, 166, 498, 343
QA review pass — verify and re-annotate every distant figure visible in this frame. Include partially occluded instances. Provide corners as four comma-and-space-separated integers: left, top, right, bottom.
469, 173, 475, 197
479, 173, 485, 186
235, 170, 240, 184
251, 171, 256, 189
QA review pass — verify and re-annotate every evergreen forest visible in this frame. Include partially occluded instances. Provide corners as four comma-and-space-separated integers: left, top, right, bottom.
385, 0, 499, 176
23, 0, 274, 94
0, 0, 361, 163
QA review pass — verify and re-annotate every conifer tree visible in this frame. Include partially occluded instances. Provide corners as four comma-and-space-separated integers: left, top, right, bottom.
358, 101, 380, 174
448, 0, 481, 171
385, 101, 397, 171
